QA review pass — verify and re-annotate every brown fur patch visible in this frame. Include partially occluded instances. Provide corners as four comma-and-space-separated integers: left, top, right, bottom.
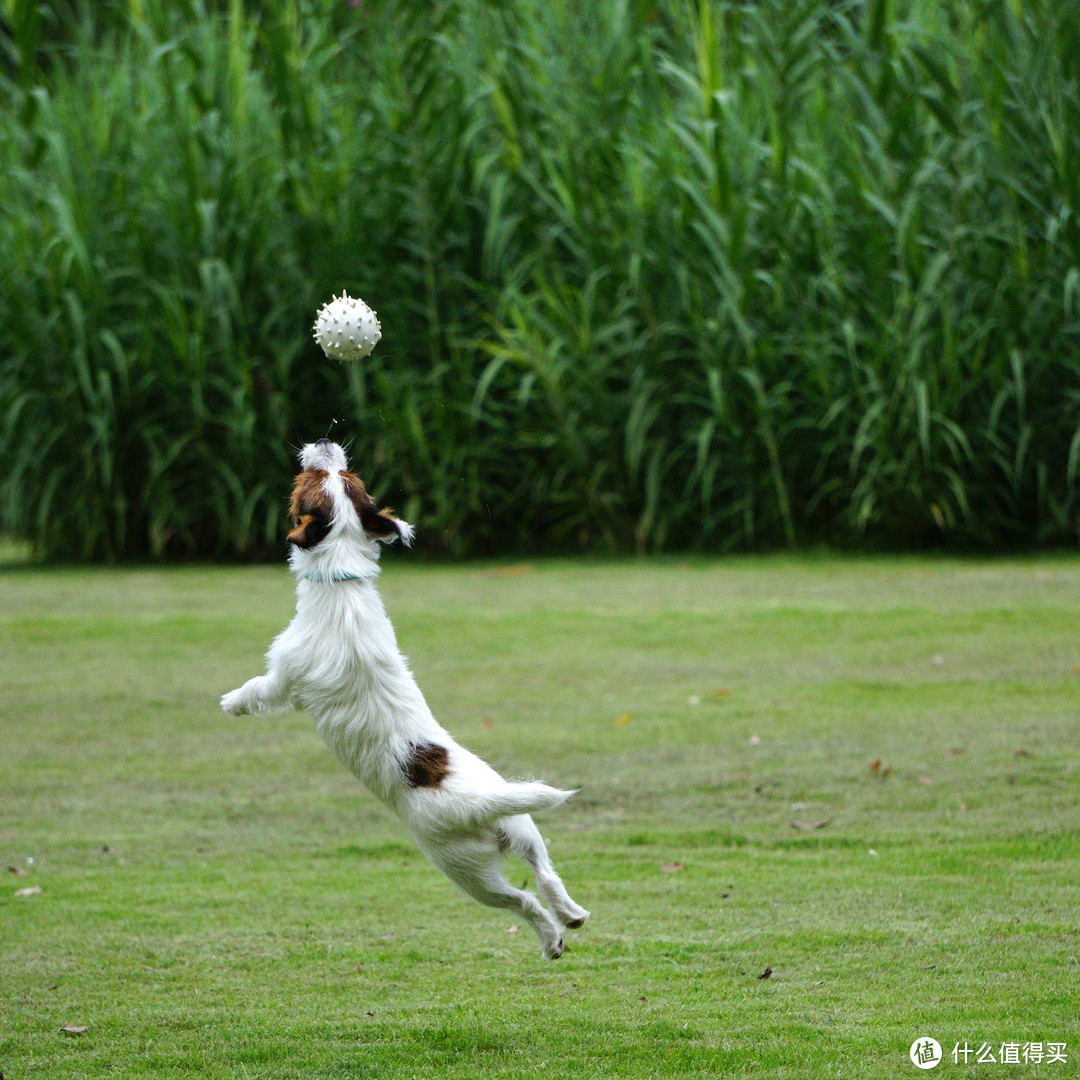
341, 470, 403, 541
287, 469, 332, 548
340, 470, 373, 514
402, 743, 451, 788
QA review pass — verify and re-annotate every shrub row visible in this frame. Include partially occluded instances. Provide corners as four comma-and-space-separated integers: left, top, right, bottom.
2, 0, 1079, 558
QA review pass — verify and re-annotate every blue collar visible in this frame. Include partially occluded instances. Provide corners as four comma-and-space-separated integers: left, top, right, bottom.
298, 571, 367, 583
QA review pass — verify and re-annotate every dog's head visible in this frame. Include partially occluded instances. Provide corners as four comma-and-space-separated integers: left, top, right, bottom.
286, 439, 413, 579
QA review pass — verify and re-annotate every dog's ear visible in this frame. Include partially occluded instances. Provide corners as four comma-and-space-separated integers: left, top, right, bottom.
360, 505, 415, 546
288, 469, 332, 548
287, 512, 332, 549
342, 472, 415, 546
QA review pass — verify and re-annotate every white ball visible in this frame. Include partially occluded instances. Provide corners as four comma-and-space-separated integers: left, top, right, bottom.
312, 292, 382, 362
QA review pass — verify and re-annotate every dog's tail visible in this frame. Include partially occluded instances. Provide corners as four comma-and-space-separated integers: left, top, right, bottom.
464, 781, 576, 825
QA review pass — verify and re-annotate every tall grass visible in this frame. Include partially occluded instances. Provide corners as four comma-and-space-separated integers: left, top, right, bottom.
1, 0, 1078, 559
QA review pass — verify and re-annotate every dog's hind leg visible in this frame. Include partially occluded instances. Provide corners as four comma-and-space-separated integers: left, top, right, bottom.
498, 815, 590, 932
420, 836, 566, 959
474, 869, 566, 960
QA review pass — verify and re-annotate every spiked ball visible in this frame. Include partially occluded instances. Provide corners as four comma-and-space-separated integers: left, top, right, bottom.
312, 292, 382, 362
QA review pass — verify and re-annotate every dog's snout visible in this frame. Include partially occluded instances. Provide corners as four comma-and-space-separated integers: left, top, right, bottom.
298, 437, 348, 475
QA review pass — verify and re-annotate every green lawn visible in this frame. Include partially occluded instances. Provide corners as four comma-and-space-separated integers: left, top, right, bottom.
2, 556, 1078, 1078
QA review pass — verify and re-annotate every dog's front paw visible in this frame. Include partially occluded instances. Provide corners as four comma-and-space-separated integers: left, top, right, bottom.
220, 689, 249, 716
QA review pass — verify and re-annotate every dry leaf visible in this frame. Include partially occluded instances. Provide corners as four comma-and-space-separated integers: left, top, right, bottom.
790, 819, 831, 831
15, 886, 42, 897
494, 565, 532, 578
481, 718, 494, 729
757, 967, 773, 980
615, 713, 632, 726
661, 861, 685, 873
749, 735, 762, 746
59, 1026, 87, 1036
869, 759, 881, 773
506, 924, 519, 934
7, 865, 27, 876
713, 689, 731, 699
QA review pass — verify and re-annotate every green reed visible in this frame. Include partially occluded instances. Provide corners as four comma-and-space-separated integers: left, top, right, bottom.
1, 0, 1078, 558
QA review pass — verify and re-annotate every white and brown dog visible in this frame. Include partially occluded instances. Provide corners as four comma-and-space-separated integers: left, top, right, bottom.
221, 438, 588, 958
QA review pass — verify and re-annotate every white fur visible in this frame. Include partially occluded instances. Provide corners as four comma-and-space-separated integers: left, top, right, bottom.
221, 440, 588, 958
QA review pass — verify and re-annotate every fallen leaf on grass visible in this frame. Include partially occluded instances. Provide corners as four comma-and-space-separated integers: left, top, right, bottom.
506, 925, 519, 934
15, 886, 42, 897
713, 689, 731, 699
749, 735, 762, 746
661, 862, 685, 873
59, 1026, 87, 1036
757, 967, 773, 980
790, 819, 831, 831
7, 865, 27, 875
493, 564, 532, 578
615, 713, 632, 726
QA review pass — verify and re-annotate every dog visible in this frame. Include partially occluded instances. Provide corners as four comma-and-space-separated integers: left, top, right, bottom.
221, 438, 589, 958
